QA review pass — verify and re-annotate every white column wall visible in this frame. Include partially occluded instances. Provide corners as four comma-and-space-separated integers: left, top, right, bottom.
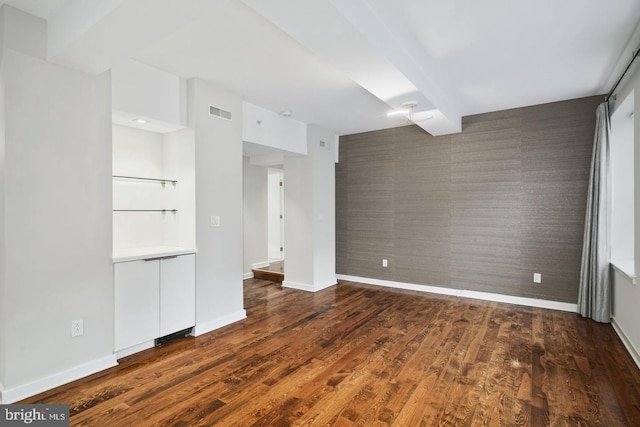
1, 49, 115, 397
283, 153, 314, 288
190, 78, 246, 335
309, 125, 337, 287
283, 124, 336, 292
0, 9, 6, 391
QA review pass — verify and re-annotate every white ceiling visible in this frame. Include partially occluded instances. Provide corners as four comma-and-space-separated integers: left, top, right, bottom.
4, 0, 640, 136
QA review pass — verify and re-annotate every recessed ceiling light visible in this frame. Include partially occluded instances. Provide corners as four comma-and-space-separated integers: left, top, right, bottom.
132, 118, 149, 124
387, 109, 410, 117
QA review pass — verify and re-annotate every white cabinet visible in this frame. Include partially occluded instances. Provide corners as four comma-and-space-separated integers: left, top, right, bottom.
114, 259, 160, 351
160, 254, 195, 336
114, 253, 195, 352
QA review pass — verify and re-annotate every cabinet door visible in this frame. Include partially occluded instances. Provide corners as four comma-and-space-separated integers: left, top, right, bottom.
114, 260, 160, 351
159, 254, 195, 336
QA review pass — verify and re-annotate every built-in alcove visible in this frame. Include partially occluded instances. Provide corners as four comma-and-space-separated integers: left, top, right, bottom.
112, 124, 196, 261
112, 123, 197, 357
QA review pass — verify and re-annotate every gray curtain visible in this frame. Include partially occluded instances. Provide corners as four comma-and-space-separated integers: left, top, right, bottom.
578, 102, 611, 323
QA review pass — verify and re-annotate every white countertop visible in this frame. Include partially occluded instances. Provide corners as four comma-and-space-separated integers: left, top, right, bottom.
113, 246, 198, 263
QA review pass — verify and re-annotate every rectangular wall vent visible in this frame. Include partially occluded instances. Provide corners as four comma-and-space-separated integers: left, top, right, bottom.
209, 105, 232, 120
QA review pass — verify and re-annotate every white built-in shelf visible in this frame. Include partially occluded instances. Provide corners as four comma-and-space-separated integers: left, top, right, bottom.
112, 175, 177, 187
113, 209, 178, 213
113, 175, 178, 213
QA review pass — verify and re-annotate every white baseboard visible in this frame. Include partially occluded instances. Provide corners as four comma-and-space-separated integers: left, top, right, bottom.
252, 261, 270, 269
115, 340, 155, 360
0, 354, 118, 404
243, 272, 254, 280
336, 274, 578, 313
282, 279, 337, 293
611, 317, 640, 370
193, 310, 247, 337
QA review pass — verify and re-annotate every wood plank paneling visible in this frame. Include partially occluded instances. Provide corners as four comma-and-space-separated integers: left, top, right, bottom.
337, 96, 603, 302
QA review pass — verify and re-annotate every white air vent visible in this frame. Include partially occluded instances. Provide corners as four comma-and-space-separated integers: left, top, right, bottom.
209, 105, 232, 120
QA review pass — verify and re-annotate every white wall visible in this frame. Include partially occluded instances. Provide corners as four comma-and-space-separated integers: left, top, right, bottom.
164, 128, 196, 249
0, 47, 115, 400
111, 59, 187, 130
268, 170, 284, 260
243, 156, 269, 276
609, 60, 640, 368
1, 5, 46, 61
190, 78, 246, 335
0, 8, 7, 390
309, 125, 337, 287
243, 101, 307, 155
612, 269, 640, 366
283, 152, 314, 287
283, 124, 336, 292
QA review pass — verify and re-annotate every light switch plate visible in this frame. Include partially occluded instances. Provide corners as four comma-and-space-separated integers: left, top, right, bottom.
210, 216, 220, 227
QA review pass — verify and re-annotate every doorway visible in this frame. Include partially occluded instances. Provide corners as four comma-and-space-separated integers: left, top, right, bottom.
268, 168, 284, 261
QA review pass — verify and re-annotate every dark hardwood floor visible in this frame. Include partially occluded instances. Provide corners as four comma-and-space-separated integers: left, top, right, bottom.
252, 261, 284, 282
23, 279, 640, 426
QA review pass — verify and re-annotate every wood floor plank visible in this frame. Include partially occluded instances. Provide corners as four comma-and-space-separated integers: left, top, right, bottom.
21, 279, 640, 426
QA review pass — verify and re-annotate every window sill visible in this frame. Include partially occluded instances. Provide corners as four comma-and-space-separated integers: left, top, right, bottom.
611, 260, 636, 285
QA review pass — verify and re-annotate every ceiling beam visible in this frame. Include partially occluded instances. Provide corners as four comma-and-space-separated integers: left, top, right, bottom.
328, 0, 462, 134
47, 0, 222, 74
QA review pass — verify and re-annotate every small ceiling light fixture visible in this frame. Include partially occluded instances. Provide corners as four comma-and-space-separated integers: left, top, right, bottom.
280, 110, 292, 118
132, 118, 149, 124
401, 101, 417, 122
388, 101, 417, 122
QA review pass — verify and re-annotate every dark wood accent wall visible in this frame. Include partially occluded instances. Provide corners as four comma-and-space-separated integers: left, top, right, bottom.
336, 96, 603, 303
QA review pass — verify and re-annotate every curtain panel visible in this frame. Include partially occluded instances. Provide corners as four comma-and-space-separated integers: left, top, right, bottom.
578, 102, 612, 323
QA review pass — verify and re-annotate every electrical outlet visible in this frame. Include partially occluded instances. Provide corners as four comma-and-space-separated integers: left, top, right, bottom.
382, 259, 388, 268
533, 273, 542, 284
71, 319, 83, 337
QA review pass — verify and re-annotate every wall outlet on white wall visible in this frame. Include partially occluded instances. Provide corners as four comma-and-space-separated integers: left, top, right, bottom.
210, 215, 220, 227
71, 319, 83, 337
533, 273, 542, 284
